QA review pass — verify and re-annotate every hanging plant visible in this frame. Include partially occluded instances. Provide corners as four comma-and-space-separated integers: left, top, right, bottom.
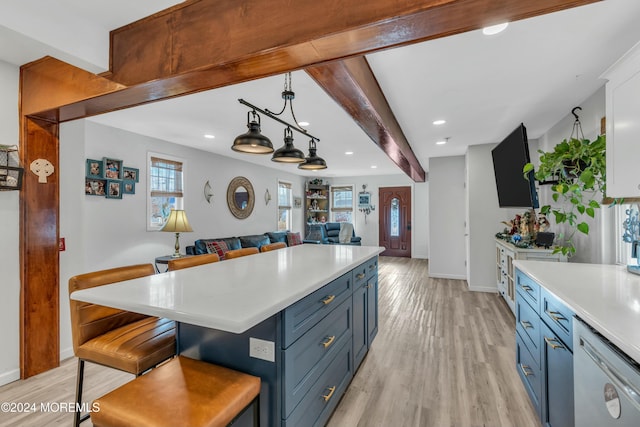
523, 107, 607, 256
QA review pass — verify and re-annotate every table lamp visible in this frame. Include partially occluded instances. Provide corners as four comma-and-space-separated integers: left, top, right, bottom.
161, 209, 193, 258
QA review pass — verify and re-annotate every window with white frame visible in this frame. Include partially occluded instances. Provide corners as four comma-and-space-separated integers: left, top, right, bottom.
331, 185, 354, 223
148, 154, 184, 230
278, 180, 292, 231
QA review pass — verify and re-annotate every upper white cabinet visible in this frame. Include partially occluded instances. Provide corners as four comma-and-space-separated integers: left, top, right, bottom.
602, 41, 640, 198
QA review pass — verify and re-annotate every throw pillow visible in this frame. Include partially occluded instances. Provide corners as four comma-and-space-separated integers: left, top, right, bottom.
205, 240, 228, 260
287, 232, 302, 246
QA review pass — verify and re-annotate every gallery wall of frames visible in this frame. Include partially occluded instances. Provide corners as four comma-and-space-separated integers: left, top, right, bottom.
85, 157, 139, 199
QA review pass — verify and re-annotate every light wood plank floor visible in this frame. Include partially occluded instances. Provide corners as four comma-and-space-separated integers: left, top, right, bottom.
0, 257, 538, 427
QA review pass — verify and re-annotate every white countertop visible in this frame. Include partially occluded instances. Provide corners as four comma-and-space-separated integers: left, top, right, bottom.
513, 260, 640, 363
71, 244, 384, 334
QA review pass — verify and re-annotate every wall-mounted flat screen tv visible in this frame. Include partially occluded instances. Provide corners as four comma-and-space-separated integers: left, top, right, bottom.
491, 123, 539, 208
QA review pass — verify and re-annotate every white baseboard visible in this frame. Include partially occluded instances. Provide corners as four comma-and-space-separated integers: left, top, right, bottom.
468, 284, 498, 293
428, 273, 467, 280
60, 347, 74, 361
0, 368, 20, 387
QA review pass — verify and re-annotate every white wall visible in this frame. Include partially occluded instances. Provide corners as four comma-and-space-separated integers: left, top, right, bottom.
0, 60, 20, 385
466, 144, 522, 292
328, 174, 429, 259
536, 86, 615, 264
428, 156, 466, 279
58, 120, 306, 360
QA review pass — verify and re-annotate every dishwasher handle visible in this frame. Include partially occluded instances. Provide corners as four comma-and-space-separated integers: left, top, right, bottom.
580, 335, 640, 412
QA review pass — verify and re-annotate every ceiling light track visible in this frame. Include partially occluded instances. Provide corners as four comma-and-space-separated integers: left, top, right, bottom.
237, 98, 320, 142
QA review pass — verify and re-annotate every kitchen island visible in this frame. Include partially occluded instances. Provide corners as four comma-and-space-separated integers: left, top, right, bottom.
71, 244, 383, 427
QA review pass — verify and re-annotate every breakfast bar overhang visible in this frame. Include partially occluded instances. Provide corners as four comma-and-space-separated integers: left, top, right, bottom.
71, 244, 384, 427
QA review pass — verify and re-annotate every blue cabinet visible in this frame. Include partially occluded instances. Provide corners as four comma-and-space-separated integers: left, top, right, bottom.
541, 321, 574, 427
515, 269, 574, 427
179, 256, 379, 427
353, 257, 378, 370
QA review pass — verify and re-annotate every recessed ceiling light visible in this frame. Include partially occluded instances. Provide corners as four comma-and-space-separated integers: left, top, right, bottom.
298, 121, 310, 127
436, 140, 447, 145
482, 22, 509, 36
345, 151, 354, 155
433, 120, 446, 125
204, 134, 215, 139
371, 165, 378, 169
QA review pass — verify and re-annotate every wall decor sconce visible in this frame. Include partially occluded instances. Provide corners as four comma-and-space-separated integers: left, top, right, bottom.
358, 184, 376, 223
204, 180, 213, 204
0, 145, 24, 190
265, 188, 271, 205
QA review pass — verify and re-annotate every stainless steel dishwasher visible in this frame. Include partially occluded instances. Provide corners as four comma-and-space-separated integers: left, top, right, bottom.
574, 318, 640, 426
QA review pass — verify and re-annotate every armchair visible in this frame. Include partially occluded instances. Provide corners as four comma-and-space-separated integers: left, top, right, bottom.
304, 222, 361, 245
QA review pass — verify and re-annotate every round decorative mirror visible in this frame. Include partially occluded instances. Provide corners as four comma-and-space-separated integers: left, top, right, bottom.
226, 176, 255, 219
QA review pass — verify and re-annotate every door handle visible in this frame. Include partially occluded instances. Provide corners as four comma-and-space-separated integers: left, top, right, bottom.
544, 336, 565, 350
407, 224, 411, 230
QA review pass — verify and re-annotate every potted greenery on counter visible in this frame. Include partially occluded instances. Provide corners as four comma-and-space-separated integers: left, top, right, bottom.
523, 134, 606, 256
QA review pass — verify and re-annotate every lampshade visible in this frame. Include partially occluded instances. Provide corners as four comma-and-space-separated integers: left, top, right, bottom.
232, 111, 273, 154
298, 139, 327, 170
272, 127, 305, 163
161, 210, 193, 233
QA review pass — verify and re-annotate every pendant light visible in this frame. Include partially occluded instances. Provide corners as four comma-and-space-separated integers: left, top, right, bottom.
231, 110, 273, 154
236, 72, 328, 168
298, 139, 327, 170
272, 127, 305, 163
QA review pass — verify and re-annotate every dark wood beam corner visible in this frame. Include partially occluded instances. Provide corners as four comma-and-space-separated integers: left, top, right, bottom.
306, 57, 426, 182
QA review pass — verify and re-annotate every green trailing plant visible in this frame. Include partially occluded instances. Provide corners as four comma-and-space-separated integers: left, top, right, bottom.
523, 135, 606, 256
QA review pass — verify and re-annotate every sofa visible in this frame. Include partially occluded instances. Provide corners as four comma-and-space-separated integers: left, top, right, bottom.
186, 230, 299, 256
303, 222, 361, 245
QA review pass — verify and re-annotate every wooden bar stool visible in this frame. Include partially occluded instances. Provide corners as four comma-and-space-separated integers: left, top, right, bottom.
225, 247, 259, 259
69, 264, 177, 427
260, 242, 286, 252
91, 356, 261, 427
168, 253, 220, 271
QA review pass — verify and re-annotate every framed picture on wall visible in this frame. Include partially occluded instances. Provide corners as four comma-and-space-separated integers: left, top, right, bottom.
85, 178, 106, 196
103, 157, 123, 180
358, 192, 371, 208
106, 179, 123, 199
123, 166, 139, 182
86, 159, 103, 178
293, 197, 302, 208
123, 180, 136, 194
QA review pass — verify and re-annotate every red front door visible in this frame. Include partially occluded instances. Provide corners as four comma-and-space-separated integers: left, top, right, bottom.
378, 186, 411, 257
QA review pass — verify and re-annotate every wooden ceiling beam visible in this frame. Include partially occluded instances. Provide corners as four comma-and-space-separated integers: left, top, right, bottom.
307, 57, 426, 182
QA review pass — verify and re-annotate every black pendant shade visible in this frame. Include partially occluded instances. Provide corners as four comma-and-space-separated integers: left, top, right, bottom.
298, 139, 327, 170
231, 111, 274, 154
272, 127, 305, 163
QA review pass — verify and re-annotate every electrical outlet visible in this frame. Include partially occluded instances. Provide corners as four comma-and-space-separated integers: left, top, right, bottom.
249, 337, 275, 362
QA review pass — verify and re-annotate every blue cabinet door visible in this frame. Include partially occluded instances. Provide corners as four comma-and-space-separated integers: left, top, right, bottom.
353, 284, 367, 370
541, 321, 574, 427
366, 276, 378, 346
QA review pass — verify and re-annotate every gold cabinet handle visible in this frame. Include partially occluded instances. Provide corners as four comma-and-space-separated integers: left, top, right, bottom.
321, 295, 335, 305
322, 335, 336, 348
369, 264, 376, 270
544, 336, 565, 350
547, 311, 566, 323
520, 285, 533, 292
322, 386, 336, 402
356, 273, 366, 280
519, 364, 533, 377
520, 320, 533, 329
366, 284, 373, 289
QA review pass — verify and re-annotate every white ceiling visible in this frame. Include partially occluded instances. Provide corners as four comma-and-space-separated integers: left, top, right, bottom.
2, 0, 640, 179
